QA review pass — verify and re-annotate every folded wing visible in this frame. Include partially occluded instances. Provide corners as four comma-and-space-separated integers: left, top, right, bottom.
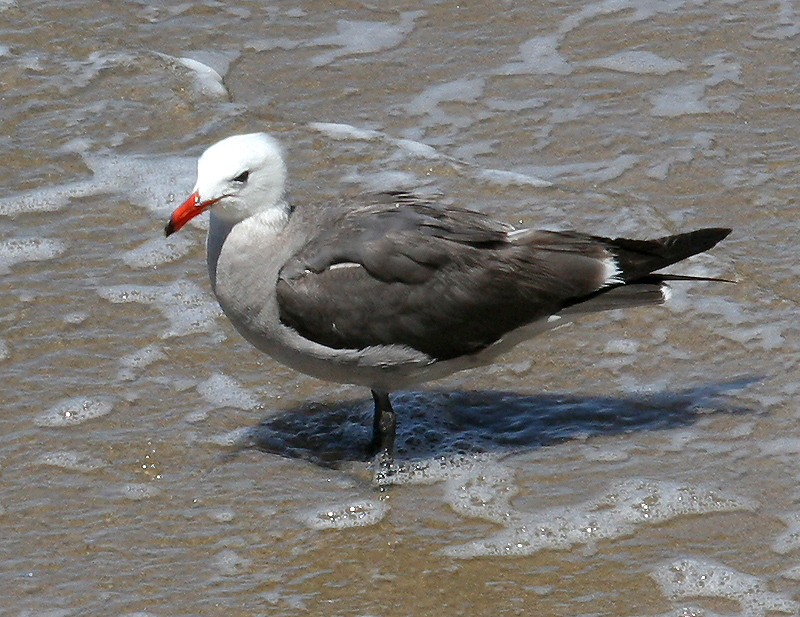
276, 195, 730, 361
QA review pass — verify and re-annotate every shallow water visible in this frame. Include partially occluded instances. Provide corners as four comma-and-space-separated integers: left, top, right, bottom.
2, 1, 800, 615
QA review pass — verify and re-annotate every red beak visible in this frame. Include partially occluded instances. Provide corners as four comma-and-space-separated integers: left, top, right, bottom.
164, 191, 214, 236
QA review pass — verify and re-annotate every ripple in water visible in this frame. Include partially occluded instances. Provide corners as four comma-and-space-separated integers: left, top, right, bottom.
651, 557, 799, 616
37, 451, 107, 472
298, 499, 389, 530
0, 238, 68, 274
34, 397, 114, 427
441, 475, 756, 558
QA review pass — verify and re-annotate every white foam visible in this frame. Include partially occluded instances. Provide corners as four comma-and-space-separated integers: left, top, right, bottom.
441, 461, 517, 522
753, 0, 800, 39
35, 397, 114, 427
760, 437, 800, 458
245, 37, 301, 52
646, 161, 672, 181
120, 343, 166, 370
153, 49, 237, 98
0, 338, 7, 361
312, 122, 553, 190
406, 78, 485, 116
196, 373, 260, 410
62, 311, 89, 325
0, 150, 193, 228
646, 131, 715, 180
655, 431, 700, 458
308, 11, 423, 66
37, 451, 107, 472
582, 445, 632, 462
772, 511, 800, 554
309, 121, 444, 165
523, 154, 640, 184
347, 170, 421, 194
645, 608, 729, 617
490, 0, 693, 81
18, 51, 43, 72
206, 427, 252, 446
723, 323, 785, 350
559, 0, 686, 34
685, 295, 748, 324
651, 83, 710, 117
46, 51, 137, 96
582, 50, 685, 74
394, 138, 441, 159
474, 168, 552, 188
97, 279, 222, 338
782, 563, 800, 581
117, 343, 166, 381
442, 477, 755, 558
176, 57, 228, 98
82, 152, 195, 219
180, 50, 236, 79
207, 508, 236, 523
298, 499, 389, 530
651, 557, 799, 616
0, 238, 68, 274
375, 453, 502, 487
604, 338, 640, 354
117, 483, 161, 500
484, 96, 547, 112
498, 34, 572, 75
549, 99, 596, 124
703, 53, 742, 86
121, 235, 194, 269
212, 549, 252, 575
308, 122, 381, 141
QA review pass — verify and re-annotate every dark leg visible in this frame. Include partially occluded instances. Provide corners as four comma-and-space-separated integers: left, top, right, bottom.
369, 389, 396, 461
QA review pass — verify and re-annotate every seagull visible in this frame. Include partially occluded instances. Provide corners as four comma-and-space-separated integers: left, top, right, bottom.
165, 132, 731, 463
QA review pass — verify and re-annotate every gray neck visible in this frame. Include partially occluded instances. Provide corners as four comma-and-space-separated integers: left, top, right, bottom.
206, 203, 292, 292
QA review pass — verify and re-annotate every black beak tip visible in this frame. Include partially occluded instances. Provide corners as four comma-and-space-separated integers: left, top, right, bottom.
164, 220, 174, 237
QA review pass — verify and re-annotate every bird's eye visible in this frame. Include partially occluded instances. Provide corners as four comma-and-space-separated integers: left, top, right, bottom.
232, 170, 249, 183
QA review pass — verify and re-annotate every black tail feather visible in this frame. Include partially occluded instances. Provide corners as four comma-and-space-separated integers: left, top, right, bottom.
607, 228, 732, 282
641, 273, 736, 284
560, 228, 732, 316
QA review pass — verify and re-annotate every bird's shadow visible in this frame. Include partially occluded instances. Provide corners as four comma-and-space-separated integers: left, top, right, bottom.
233, 377, 758, 468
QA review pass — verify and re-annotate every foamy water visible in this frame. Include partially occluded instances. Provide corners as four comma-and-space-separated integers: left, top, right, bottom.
3, 1, 800, 615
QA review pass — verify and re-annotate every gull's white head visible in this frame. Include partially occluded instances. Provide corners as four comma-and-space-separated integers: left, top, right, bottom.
165, 133, 287, 236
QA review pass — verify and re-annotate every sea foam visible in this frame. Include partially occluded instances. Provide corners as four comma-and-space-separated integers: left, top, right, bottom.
651, 557, 799, 616
442, 476, 755, 558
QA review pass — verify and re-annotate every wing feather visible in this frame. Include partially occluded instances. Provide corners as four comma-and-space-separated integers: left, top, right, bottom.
276, 196, 730, 360
276, 200, 612, 360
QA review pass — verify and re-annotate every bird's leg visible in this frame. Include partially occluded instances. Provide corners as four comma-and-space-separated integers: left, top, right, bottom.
369, 390, 395, 462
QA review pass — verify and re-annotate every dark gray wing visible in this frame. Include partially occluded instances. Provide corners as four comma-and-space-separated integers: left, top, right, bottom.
276, 198, 615, 360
